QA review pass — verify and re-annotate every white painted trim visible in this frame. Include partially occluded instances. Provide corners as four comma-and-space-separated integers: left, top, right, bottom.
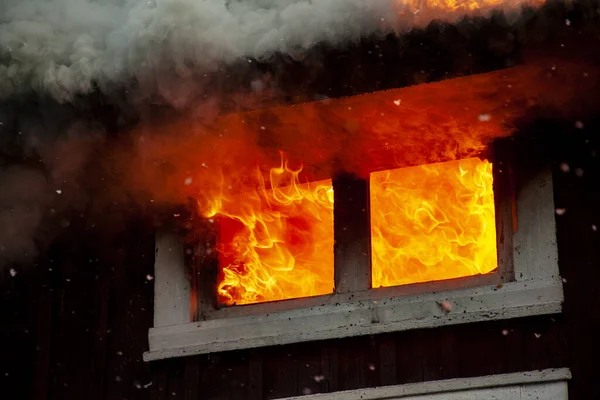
144, 277, 562, 361
513, 168, 560, 281
154, 231, 190, 327
278, 368, 570, 400
147, 166, 563, 360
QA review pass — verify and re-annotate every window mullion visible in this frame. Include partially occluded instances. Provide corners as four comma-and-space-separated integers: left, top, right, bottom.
491, 141, 516, 283
333, 173, 372, 294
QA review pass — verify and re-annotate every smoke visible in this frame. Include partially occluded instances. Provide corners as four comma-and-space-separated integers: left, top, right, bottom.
0, 0, 596, 269
0, 0, 401, 103
0, 0, 544, 103
0, 97, 114, 268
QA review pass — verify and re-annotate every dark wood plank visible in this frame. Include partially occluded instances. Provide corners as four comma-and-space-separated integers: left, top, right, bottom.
294, 342, 324, 397
264, 348, 298, 399
337, 336, 377, 391
168, 359, 185, 400
333, 174, 371, 293
191, 217, 219, 320
395, 330, 424, 384
32, 272, 53, 400
184, 357, 200, 400
458, 323, 495, 378
378, 334, 397, 386
151, 363, 168, 400
502, 320, 524, 374
491, 140, 516, 282
419, 329, 444, 382
436, 328, 460, 380
86, 261, 110, 400
320, 345, 339, 393
247, 351, 263, 400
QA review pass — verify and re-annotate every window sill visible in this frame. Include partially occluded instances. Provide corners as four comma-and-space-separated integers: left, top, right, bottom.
278, 368, 570, 400
143, 276, 562, 361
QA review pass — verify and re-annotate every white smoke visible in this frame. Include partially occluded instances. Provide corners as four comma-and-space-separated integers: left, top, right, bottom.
0, 0, 402, 102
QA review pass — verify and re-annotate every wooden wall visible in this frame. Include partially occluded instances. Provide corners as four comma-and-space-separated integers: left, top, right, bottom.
2, 2, 600, 397
1, 218, 156, 400
149, 121, 600, 400
2, 122, 598, 400
150, 316, 569, 400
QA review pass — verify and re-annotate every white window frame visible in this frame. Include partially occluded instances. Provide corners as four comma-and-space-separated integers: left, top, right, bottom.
278, 368, 571, 400
144, 167, 563, 362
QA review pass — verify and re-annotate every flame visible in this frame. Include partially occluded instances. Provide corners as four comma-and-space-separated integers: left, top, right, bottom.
203, 159, 334, 306
396, 0, 545, 19
370, 158, 497, 288
130, 61, 597, 305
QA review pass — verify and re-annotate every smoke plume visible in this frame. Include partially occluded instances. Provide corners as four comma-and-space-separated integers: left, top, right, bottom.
0, 0, 403, 102
0, 0, 543, 103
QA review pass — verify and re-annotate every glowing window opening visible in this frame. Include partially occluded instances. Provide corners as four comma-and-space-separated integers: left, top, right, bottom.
370, 158, 498, 288
215, 177, 334, 306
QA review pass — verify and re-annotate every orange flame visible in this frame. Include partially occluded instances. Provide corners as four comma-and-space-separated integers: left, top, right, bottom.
370, 158, 497, 287
203, 159, 334, 305
396, 0, 545, 19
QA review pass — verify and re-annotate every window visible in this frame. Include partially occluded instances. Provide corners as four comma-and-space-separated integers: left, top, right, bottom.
144, 154, 562, 362
214, 173, 334, 306
370, 158, 497, 288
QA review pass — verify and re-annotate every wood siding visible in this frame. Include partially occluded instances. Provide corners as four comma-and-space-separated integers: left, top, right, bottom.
3, 2, 600, 396
1, 123, 597, 400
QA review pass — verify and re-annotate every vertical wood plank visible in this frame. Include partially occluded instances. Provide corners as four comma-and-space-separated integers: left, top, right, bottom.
192, 219, 218, 320
396, 330, 424, 384
184, 357, 200, 400
512, 167, 559, 281
247, 351, 264, 400
420, 330, 444, 382
378, 335, 397, 386
167, 360, 185, 400
32, 276, 53, 400
321, 345, 339, 393
86, 262, 110, 400
333, 174, 371, 293
491, 142, 516, 282
436, 328, 460, 380
155, 231, 190, 327
503, 322, 524, 374
294, 344, 323, 397
151, 364, 168, 400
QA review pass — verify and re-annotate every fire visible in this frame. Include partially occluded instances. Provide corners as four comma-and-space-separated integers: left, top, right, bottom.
203, 159, 334, 306
396, 0, 544, 17
370, 158, 497, 288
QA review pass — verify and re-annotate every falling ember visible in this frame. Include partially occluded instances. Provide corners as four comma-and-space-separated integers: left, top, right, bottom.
370, 158, 497, 288
202, 159, 334, 306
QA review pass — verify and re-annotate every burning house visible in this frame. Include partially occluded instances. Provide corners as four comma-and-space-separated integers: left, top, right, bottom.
2, 0, 600, 399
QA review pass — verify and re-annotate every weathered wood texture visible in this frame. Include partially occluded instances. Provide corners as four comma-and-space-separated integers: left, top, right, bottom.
155, 231, 190, 327
144, 125, 600, 399
3, 124, 599, 400
1, 218, 156, 400
3, 2, 600, 398
333, 174, 371, 293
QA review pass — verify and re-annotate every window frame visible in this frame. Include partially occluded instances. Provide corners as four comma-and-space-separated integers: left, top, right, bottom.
196, 156, 513, 320
144, 159, 563, 362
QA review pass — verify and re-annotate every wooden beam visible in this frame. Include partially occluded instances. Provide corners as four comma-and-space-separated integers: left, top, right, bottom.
278, 368, 571, 400
144, 277, 562, 361
490, 142, 516, 283
190, 219, 218, 321
154, 231, 190, 327
333, 173, 371, 294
